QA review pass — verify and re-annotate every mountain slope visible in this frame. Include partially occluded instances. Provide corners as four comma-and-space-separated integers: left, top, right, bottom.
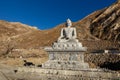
90, 0, 120, 42
0, 0, 120, 51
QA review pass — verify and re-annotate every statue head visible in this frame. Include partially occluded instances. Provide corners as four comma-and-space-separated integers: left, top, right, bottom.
66, 19, 72, 28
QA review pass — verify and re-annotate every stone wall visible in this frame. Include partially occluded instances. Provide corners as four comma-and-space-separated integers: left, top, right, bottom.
85, 53, 120, 70
18, 67, 120, 80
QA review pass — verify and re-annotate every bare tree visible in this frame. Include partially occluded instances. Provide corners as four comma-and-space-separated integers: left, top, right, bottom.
0, 38, 16, 57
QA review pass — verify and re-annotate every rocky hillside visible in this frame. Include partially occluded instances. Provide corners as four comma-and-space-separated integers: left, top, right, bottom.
0, 0, 120, 51
0, 20, 38, 38
90, 0, 120, 42
17, 0, 120, 50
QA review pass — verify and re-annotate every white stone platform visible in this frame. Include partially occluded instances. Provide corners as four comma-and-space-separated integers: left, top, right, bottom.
52, 42, 87, 51
42, 50, 89, 70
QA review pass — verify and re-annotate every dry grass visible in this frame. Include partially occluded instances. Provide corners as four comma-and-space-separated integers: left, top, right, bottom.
0, 57, 48, 66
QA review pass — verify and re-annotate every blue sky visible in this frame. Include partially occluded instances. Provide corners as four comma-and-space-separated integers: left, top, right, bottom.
0, 0, 116, 30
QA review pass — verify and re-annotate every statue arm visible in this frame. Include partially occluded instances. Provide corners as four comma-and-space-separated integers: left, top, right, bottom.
60, 28, 64, 38
58, 28, 64, 39
73, 28, 77, 38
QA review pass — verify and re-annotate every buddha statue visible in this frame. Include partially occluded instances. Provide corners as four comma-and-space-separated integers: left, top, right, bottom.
51, 19, 86, 51
58, 19, 78, 42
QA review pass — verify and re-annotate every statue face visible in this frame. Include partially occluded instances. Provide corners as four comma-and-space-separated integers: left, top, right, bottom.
66, 19, 72, 27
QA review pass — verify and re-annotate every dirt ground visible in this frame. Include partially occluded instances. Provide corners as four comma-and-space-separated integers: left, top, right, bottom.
0, 57, 48, 80
0, 57, 48, 67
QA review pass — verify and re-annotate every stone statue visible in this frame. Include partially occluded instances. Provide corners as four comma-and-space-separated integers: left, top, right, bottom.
48, 18, 87, 51
58, 19, 78, 42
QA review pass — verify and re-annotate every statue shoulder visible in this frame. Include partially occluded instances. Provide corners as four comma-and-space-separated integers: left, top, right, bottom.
62, 28, 67, 30
71, 27, 76, 30
74, 28, 76, 30
61, 28, 66, 32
